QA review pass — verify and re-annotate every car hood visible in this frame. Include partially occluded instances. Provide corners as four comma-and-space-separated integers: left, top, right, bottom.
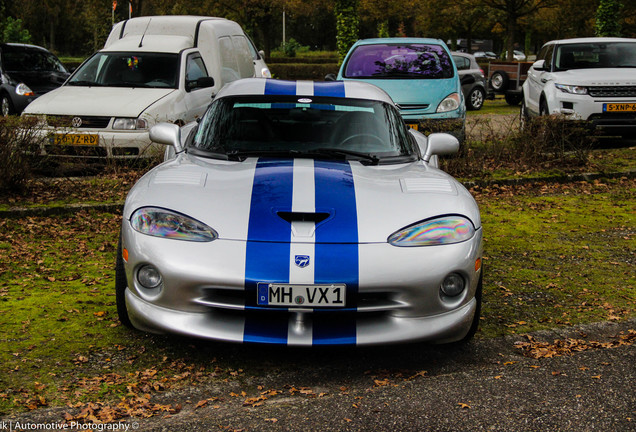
5, 70, 69, 94
123, 155, 480, 243
555, 68, 636, 86
341, 78, 459, 110
23, 85, 175, 117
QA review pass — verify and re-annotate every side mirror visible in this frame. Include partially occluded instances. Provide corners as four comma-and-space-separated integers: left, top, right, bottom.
532, 59, 546, 71
422, 132, 459, 163
186, 76, 215, 92
324, 73, 337, 82
149, 122, 183, 153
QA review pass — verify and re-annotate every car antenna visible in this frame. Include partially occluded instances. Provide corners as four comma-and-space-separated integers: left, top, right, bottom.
138, 18, 152, 48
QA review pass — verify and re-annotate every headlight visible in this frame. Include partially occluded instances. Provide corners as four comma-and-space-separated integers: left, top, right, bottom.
15, 83, 34, 96
113, 118, 148, 130
555, 83, 588, 95
388, 216, 475, 247
130, 207, 218, 242
436, 93, 461, 113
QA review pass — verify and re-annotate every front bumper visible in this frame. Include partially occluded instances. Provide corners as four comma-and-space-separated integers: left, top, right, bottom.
552, 93, 636, 136
126, 289, 477, 345
120, 224, 483, 346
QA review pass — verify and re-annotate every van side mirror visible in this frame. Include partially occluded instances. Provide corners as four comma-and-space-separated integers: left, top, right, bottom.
324, 73, 337, 82
186, 76, 215, 92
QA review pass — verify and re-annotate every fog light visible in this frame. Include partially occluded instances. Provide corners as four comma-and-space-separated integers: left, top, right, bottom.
137, 265, 162, 289
441, 273, 465, 297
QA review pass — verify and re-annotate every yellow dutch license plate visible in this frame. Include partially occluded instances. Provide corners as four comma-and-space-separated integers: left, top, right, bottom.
406, 123, 419, 131
603, 103, 636, 112
51, 133, 99, 146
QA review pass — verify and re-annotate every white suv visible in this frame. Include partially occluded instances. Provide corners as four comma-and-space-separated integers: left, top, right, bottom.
521, 37, 636, 137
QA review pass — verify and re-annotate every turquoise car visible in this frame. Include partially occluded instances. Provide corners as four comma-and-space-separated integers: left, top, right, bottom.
336, 38, 465, 139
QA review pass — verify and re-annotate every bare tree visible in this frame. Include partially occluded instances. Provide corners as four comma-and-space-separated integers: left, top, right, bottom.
482, 0, 555, 60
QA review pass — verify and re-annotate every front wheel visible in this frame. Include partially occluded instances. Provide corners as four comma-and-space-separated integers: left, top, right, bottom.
520, 97, 529, 130
115, 236, 133, 328
467, 87, 485, 110
1, 94, 14, 117
459, 270, 483, 343
539, 99, 550, 116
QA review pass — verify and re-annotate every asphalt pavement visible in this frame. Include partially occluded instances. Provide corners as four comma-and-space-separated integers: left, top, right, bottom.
7, 319, 635, 432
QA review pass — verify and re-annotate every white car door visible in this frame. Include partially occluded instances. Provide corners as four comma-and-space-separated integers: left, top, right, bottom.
526, 44, 555, 115
182, 50, 216, 122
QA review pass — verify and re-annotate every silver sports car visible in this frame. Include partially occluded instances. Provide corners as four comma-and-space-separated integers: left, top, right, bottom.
116, 78, 483, 345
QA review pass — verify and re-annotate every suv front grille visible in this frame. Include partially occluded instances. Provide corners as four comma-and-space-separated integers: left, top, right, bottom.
588, 86, 636, 98
46, 115, 111, 129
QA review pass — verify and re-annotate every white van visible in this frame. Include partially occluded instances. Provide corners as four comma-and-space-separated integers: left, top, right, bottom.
24, 16, 270, 158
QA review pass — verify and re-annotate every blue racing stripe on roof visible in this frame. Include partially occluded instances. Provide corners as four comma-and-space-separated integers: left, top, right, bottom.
314, 81, 346, 98
312, 160, 358, 345
264, 80, 297, 95
243, 159, 294, 344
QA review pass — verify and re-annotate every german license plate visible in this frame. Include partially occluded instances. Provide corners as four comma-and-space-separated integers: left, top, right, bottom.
603, 103, 636, 112
51, 133, 99, 146
257, 283, 346, 307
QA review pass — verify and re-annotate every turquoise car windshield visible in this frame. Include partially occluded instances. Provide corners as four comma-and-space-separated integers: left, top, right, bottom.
344, 44, 454, 79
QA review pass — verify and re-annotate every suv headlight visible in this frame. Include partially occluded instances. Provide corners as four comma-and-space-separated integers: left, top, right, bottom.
388, 216, 475, 247
555, 84, 588, 95
436, 93, 461, 113
15, 83, 34, 96
113, 118, 148, 130
130, 207, 218, 242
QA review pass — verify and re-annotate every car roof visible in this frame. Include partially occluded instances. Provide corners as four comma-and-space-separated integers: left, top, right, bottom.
544, 37, 636, 45
352, 37, 446, 47
0, 42, 52, 52
102, 35, 194, 53
215, 78, 397, 106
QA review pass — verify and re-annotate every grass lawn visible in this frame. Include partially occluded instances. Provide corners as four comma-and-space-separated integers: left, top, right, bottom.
0, 178, 634, 416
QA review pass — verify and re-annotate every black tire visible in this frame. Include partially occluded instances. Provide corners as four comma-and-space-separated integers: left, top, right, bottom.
520, 97, 529, 130
504, 92, 522, 106
489, 70, 509, 92
1, 94, 14, 117
466, 87, 485, 110
460, 270, 483, 342
115, 236, 133, 328
539, 99, 549, 116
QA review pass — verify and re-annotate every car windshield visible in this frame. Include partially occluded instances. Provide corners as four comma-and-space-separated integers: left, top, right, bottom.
189, 95, 417, 165
1, 46, 67, 73
343, 44, 454, 79
67, 52, 179, 88
555, 42, 636, 70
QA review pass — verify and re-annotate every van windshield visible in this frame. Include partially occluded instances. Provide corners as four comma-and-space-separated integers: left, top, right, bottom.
343, 44, 454, 79
67, 52, 179, 88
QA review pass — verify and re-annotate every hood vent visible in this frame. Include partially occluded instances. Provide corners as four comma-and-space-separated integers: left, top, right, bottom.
277, 211, 330, 224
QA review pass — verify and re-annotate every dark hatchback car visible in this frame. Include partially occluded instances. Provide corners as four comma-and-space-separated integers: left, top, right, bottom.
0, 43, 69, 116
452, 52, 488, 110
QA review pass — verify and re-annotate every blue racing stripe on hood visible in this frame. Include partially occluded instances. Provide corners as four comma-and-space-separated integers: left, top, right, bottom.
243, 159, 293, 344
313, 160, 358, 345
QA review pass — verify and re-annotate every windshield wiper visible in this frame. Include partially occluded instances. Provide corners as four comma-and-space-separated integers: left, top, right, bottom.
225, 149, 302, 161
307, 148, 380, 165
